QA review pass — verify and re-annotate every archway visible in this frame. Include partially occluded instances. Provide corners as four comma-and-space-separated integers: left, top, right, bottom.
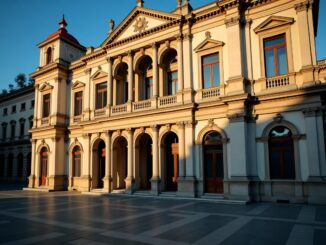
114, 62, 129, 105
136, 133, 152, 190
26, 152, 31, 177
17, 153, 24, 178
136, 55, 153, 100
161, 49, 178, 96
203, 131, 224, 194
7, 154, 13, 178
268, 126, 295, 179
162, 132, 179, 191
0, 154, 4, 177
92, 140, 106, 189
39, 148, 48, 186
112, 136, 127, 190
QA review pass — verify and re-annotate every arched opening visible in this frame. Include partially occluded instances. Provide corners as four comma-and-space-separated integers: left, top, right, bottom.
114, 62, 129, 105
203, 131, 224, 194
46, 47, 52, 65
39, 148, 48, 186
162, 132, 179, 191
112, 136, 128, 190
0, 154, 5, 177
161, 49, 178, 96
72, 146, 81, 178
26, 152, 31, 177
7, 154, 13, 178
268, 126, 295, 179
135, 133, 152, 190
92, 140, 106, 189
17, 153, 24, 178
136, 55, 153, 100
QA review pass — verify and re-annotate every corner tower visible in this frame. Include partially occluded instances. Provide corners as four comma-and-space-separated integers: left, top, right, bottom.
28, 16, 86, 191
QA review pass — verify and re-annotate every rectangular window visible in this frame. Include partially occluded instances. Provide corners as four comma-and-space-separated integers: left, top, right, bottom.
31, 100, 35, 109
3, 108, 7, 116
21, 103, 26, 111
74, 91, 83, 116
96, 82, 107, 109
12, 105, 16, 114
145, 77, 153, 99
11, 124, 15, 139
264, 34, 288, 77
2, 126, 6, 140
43, 93, 50, 118
168, 71, 178, 95
20, 122, 24, 137
202, 53, 220, 89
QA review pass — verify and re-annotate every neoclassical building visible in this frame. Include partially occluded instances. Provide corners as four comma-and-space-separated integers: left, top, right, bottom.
0, 86, 34, 183
27, 0, 326, 203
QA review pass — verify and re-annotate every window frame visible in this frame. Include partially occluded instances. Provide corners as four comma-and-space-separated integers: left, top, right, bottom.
74, 91, 83, 116
95, 82, 108, 110
257, 26, 294, 79
42, 93, 51, 118
201, 53, 221, 89
72, 146, 82, 177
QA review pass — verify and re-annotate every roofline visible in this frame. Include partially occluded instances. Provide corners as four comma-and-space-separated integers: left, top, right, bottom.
0, 86, 34, 103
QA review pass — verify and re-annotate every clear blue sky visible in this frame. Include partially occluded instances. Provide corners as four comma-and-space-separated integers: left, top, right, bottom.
0, 0, 325, 91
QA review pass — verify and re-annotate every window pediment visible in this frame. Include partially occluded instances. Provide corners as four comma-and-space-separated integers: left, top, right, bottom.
39, 82, 53, 92
91, 70, 108, 80
194, 39, 224, 53
72, 81, 85, 90
254, 16, 294, 33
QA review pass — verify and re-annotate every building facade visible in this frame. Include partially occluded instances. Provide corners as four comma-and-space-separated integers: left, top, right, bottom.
27, 0, 326, 203
0, 87, 34, 182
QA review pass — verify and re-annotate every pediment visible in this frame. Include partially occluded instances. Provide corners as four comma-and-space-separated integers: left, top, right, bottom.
39, 82, 53, 92
101, 7, 179, 47
254, 16, 294, 33
194, 38, 224, 52
91, 70, 108, 80
72, 80, 85, 90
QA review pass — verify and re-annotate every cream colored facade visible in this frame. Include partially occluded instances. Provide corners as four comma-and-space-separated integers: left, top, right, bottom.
28, 0, 326, 204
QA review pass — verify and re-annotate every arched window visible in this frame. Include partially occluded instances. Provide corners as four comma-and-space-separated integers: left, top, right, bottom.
46, 47, 52, 65
17, 153, 24, 177
115, 63, 129, 105
40, 147, 48, 186
137, 56, 153, 100
268, 126, 295, 179
162, 49, 178, 96
72, 146, 81, 177
7, 154, 13, 177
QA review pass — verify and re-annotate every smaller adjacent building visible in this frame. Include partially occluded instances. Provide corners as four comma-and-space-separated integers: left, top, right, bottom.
0, 87, 34, 182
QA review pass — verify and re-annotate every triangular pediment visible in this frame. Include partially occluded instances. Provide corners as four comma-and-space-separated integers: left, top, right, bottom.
72, 80, 85, 90
194, 38, 224, 52
91, 70, 108, 80
101, 7, 179, 47
39, 82, 53, 92
254, 16, 294, 33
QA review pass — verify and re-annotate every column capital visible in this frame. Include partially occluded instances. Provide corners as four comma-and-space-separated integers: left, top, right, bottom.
224, 16, 241, 28
177, 122, 185, 129
30, 139, 37, 144
106, 56, 113, 64
150, 124, 159, 131
227, 113, 247, 123
84, 68, 91, 75
183, 33, 193, 41
294, 1, 311, 13
128, 50, 134, 57
82, 133, 92, 138
152, 42, 159, 49
126, 128, 134, 134
175, 33, 183, 41
185, 120, 196, 128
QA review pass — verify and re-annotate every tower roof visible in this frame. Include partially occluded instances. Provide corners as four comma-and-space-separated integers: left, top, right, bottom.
39, 15, 81, 47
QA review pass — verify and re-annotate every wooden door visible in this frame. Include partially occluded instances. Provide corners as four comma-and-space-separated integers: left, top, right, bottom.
166, 143, 178, 191
40, 152, 47, 186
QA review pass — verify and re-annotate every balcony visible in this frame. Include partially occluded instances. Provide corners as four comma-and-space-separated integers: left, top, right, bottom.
158, 95, 177, 107
254, 74, 297, 94
111, 104, 128, 115
133, 99, 153, 112
266, 74, 290, 89
196, 86, 223, 102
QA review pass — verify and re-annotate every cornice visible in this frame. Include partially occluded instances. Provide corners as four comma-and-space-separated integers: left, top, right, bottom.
30, 62, 69, 79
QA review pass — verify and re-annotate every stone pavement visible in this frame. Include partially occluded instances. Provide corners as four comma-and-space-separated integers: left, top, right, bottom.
0, 187, 325, 244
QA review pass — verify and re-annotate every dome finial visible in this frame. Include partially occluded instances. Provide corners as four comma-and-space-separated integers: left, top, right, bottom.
137, 0, 144, 7
59, 15, 67, 29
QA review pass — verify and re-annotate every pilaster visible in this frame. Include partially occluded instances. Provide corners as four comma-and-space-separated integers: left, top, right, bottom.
150, 125, 160, 195
125, 128, 135, 194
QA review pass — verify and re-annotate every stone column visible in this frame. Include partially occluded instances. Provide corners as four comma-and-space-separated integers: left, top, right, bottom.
103, 131, 112, 192
177, 34, 184, 92
84, 68, 91, 121
28, 140, 37, 188
182, 33, 193, 102
177, 122, 185, 178
128, 51, 134, 102
34, 85, 39, 127
225, 16, 245, 95
107, 57, 113, 107
82, 133, 92, 192
150, 125, 160, 195
152, 43, 159, 98
125, 128, 134, 193
303, 108, 323, 180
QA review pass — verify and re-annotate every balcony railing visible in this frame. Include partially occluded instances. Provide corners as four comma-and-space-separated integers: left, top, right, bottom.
111, 104, 127, 115
266, 75, 289, 89
158, 95, 177, 107
202, 87, 220, 99
133, 100, 152, 111
41, 117, 49, 125
73, 115, 81, 123
94, 109, 105, 117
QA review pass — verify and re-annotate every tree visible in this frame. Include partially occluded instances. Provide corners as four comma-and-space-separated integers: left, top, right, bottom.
15, 73, 27, 88
8, 84, 14, 92
28, 77, 35, 86
1, 89, 8, 95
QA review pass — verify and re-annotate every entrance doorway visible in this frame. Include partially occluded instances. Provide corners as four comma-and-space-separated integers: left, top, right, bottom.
203, 131, 224, 193
112, 136, 127, 190
136, 133, 152, 190
40, 148, 48, 186
93, 140, 106, 188
164, 132, 179, 191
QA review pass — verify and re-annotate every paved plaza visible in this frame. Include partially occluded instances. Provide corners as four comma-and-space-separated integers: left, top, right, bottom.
0, 184, 325, 244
